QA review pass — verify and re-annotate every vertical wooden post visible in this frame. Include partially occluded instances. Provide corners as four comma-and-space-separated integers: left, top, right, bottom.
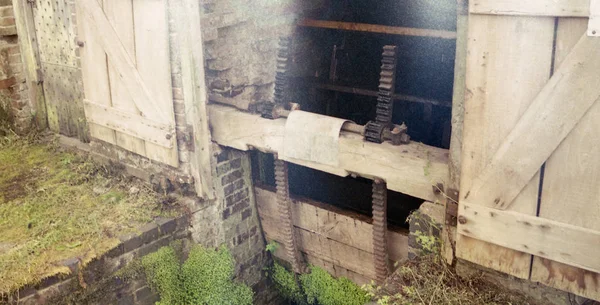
171, 0, 215, 199
274, 159, 305, 274
12, 0, 47, 129
444, 0, 469, 265
372, 179, 389, 283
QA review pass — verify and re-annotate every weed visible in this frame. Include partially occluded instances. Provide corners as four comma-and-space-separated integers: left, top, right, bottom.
141, 244, 253, 305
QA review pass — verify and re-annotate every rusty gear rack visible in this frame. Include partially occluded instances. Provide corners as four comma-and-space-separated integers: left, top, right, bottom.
365, 45, 399, 143
262, 37, 291, 119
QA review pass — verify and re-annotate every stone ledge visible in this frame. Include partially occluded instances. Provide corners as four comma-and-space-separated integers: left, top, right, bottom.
4, 215, 190, 304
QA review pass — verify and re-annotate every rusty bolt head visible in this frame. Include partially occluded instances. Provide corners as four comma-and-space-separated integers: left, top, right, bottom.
458, 216, 467, 225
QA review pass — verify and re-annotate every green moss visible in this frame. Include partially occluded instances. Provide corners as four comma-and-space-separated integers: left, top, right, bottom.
142, 246, 184, 305
300, 266, 370, 305
271, 262, 306, 305
268, 261, 369, 305
141, 244, 253, 305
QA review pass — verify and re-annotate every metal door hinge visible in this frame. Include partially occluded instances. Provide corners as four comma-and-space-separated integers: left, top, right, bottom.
445, 188, 459, 226
180, 125, 195, 152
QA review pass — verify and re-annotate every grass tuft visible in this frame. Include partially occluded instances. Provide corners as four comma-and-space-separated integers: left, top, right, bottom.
0, 134, 179, 294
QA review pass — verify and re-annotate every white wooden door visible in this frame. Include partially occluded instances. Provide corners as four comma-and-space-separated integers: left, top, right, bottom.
76, 0, 178, 167
457, 1, 600, 301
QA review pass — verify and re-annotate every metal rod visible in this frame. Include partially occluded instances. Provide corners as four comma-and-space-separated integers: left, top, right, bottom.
276, 108, 407, 142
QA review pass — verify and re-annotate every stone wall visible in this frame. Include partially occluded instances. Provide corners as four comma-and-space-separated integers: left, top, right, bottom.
200, 0, 323, 110
0, 0, 31, 133
4, 215, 190, 305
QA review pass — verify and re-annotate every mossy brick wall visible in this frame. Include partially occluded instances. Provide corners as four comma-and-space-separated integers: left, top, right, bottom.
0, 0, 31, 133
212, 147, 281, 304
200, 0, 324, 110
408, 201, 444, 259
3, 215, 190, 305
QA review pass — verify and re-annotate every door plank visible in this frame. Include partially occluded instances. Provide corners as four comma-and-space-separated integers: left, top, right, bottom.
470, 0, 589, 17
456, 15, 554, 279
103, 0, 146, 156
463, 33, 600, 211
132, 0, 178, 167
458, 203, 600, 274
77, 0, 169, 123
83, 100, 175, 148
76, 0, 115, 145
531, 18, 600, 302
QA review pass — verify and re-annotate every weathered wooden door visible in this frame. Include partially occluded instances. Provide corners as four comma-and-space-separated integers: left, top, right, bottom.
76, 0, 178, 166
457, 1, 600, 301
32, 0, 87, 140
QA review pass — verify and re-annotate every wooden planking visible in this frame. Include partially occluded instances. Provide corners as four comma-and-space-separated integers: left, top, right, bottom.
263, 217, 377, 278
269, 243, 371, 286
463, 33, 600, 211
83, 100, 175, 148
77, 0, 115, 145
132, 0, 178, 166
77, 0, 168, 123
298, 19, 457, 39
255, 186, 409, 262
255, 186, 409, 279
456, 15, 555, 279
531, 18, 600, 301
458, 203, 600, 274
103, 0, 146, 156
209, 104, 449, 202
469, 0, 589, 17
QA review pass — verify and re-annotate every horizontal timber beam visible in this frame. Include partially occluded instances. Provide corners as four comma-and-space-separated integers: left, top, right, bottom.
470, 0, 590, 17
208, 104, 449, 202
298, 19, 457, 39
458, 203, 600, 274
83, 100, 175, 148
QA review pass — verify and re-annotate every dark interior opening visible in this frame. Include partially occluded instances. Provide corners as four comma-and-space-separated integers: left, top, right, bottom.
251, 151, 423, 229
289, 0, 457, 148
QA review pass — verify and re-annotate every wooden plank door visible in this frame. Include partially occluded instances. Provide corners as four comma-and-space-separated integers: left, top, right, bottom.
76, 0, 178, 167
457, 1, 600, 301
32, 0, 87, 141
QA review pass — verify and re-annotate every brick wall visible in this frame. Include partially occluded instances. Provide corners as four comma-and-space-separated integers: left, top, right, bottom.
0, 0, 31, 133
3, 215, 190, 305
200, 0, 324, 110
211, 147, 281, 304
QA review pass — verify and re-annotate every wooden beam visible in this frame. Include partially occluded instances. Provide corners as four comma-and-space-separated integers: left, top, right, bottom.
315, 83, 452, 108
463, 34, 600, 211
458, 203, 600, 274
77, 0, 169, 123
208, 104, 449, 202
83, 100, 175, 148
298, 19, 457, 39
469, 0, 589, 17
171, 0, 215, 199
